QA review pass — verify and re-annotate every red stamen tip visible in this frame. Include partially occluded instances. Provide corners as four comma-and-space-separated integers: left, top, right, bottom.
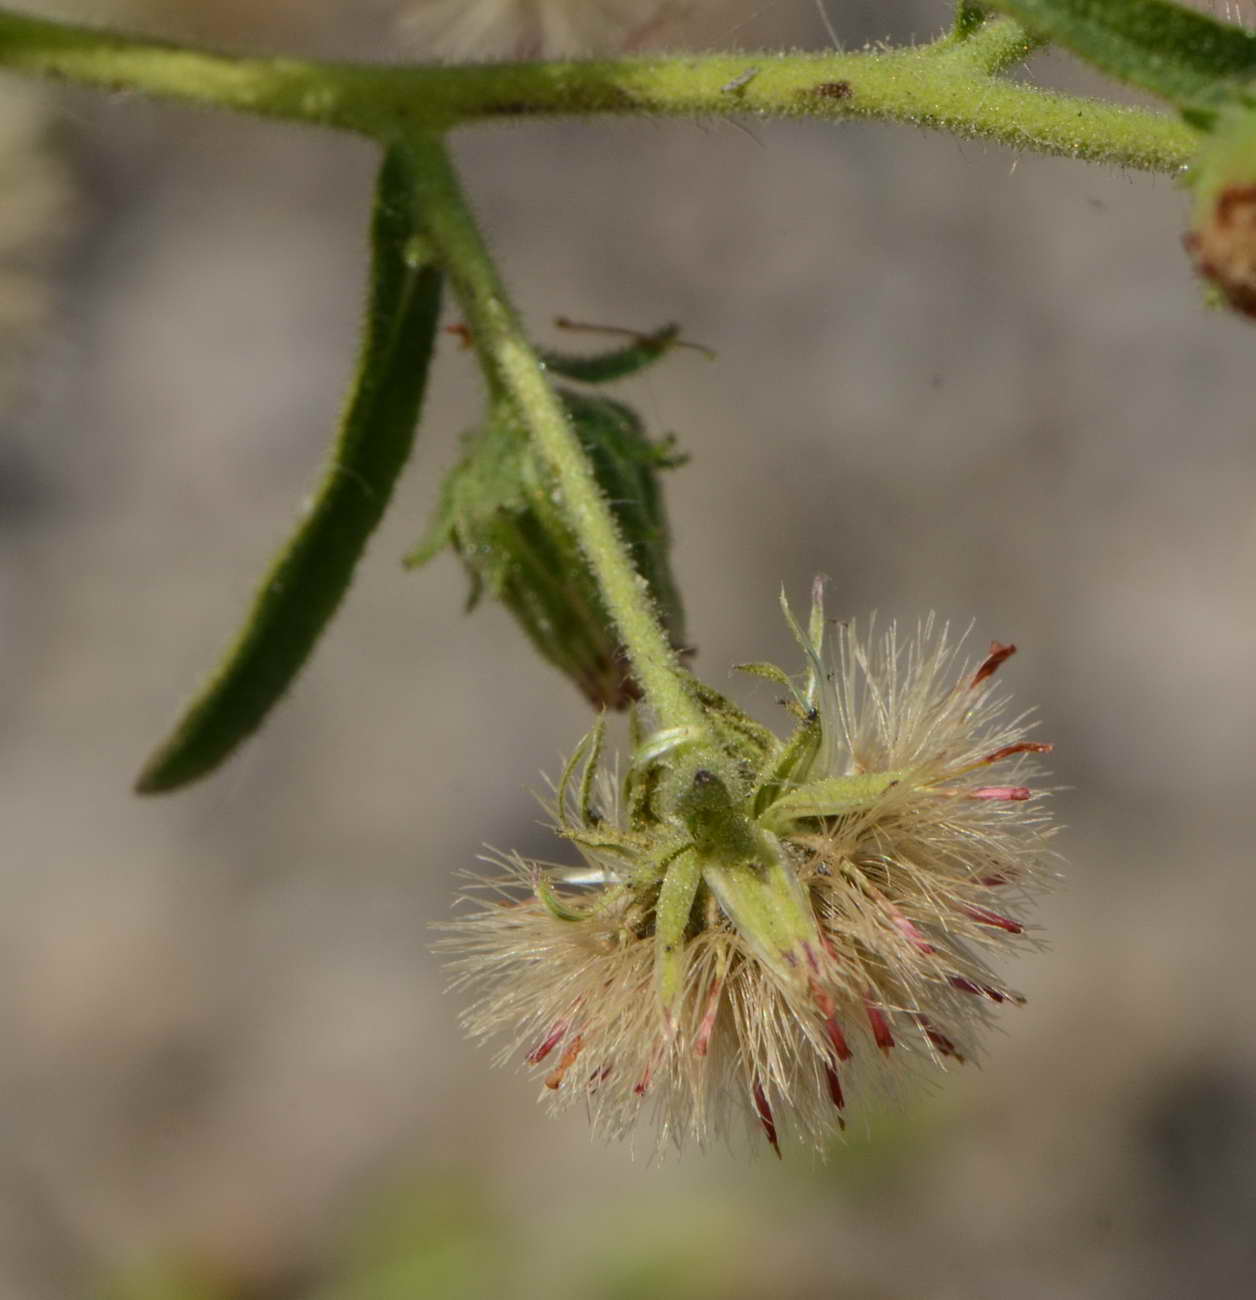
865, 999, 895, 1052
960, 904, 1024, 934
810, 978, 836, 1021
971, 785, 1031, 801
545, 1035, 584, 1089
917, 1017, 965, 1062
950, 975, 1007, 1003
951, 977, 1014, 1003
983, 741, 1053, 764
694, 980, 723, 1059
527, 1021, 568, 1065
753, 1080, 781, 1157
824, 1063, 847, 1123
824, 1013, 853, 1062
892, 912, 936, 954
970, 641, 1016, 688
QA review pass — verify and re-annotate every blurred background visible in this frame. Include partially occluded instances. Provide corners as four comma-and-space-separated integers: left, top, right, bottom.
3, 1, 1256, 1296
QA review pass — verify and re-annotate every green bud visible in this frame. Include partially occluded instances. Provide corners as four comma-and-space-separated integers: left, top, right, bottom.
408, 388, 687, 708
1186, 102, 1256, 319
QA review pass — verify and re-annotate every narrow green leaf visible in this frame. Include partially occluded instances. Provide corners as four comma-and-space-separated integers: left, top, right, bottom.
989, 0, 1256, 108
135, 144, 443, 793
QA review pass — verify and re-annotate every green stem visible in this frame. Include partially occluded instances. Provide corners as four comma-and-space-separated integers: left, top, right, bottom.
0, 8, 1197, 173
403, 130, 706, 734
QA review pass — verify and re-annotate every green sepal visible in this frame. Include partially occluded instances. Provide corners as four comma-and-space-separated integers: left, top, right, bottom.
408, 387, 688, 709
759, 771, 905, 835
672, 766, 759, 861
632, 724, 705, 768
779, 581, 828, 711
684, 676, 777, 767
533, 870, 586, 923
653, 846, 703, 1026
701, 840, 823, 989
662, 765, 822, 987
540, 322, 683, 385
751, 712, 823, 816
736, 660, 810, 721
402, 477, 456, 572
578, 712, 607, 826
556, 715, 606, 831
734, 661, 794, 691
988, 0, 1256, 111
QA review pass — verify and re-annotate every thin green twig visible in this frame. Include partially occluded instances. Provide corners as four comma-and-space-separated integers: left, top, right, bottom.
0, 8, 1198, 172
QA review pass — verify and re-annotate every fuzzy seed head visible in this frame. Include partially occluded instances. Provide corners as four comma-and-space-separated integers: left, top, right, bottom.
442, 596, 1056, 1155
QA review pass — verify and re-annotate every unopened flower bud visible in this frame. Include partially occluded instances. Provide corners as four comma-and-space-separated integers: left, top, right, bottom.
408, 388, 687, 709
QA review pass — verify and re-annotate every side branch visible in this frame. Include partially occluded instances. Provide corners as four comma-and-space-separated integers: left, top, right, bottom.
0, 7, 1198, 171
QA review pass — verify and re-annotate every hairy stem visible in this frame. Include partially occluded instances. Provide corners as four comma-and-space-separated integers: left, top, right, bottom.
936, 7, 1046, 73
403, 131, 706, 734
0, 8, 1197, 173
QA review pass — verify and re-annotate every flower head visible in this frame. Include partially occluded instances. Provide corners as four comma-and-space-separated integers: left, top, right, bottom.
442, 586, 1056, 1154
399, 0, 698, 60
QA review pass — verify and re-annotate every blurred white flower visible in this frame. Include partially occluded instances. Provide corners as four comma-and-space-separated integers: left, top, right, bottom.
399, 0, 700, 59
